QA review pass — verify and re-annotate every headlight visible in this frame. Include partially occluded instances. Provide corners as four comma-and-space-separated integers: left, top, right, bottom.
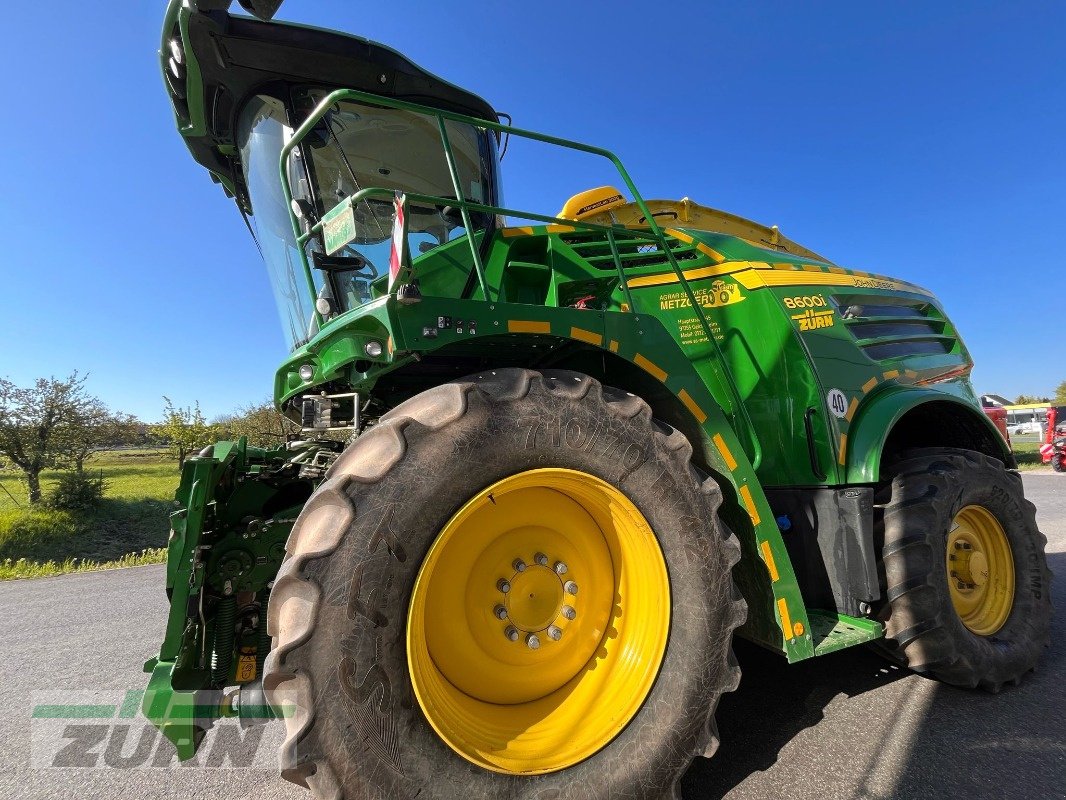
364, 340, 383, 358
298, 364, 315, 382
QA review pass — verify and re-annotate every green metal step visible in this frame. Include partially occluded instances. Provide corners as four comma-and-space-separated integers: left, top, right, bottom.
808, 609, 884, 656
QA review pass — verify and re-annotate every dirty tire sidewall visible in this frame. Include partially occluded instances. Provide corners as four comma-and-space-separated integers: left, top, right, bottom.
875, 447, 1052, 689
267, 369, 745, 800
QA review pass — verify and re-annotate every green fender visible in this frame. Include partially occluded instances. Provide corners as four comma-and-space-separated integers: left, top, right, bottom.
275, 295, 820, 661
593, 308, 816, 661
394, 299, 817, 661
844, 383, 1013, 484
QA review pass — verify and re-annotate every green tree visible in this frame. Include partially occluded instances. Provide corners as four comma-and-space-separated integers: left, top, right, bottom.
0, 373, 106, 503
58, 406, 140, 472
215, 400, 299, 448
160, 397, 212, 469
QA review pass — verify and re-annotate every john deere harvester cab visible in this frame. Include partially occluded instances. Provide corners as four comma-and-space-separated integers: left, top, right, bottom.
145, 3, 1051, 798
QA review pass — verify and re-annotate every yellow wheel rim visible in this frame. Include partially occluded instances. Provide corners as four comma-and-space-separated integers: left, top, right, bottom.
406, 468, 670, 775
946, 505, 1015, 636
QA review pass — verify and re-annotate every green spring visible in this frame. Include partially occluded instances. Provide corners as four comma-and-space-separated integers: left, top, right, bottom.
211, 595, 237, 685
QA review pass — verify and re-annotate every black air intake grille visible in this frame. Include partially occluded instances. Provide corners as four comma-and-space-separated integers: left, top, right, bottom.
559, 231, 702, 271
835, 298, 956, 361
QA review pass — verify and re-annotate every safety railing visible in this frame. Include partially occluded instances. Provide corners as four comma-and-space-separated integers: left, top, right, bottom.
279, 88, 754, 430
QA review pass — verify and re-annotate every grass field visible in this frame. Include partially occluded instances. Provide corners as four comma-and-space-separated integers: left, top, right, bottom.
0, 449, 178, 579
1012, 441, 1048, 471
0, 442, 1051, 580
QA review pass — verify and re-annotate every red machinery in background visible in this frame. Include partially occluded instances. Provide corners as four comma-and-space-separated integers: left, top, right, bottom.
982, 402, 1011, 448
1040, 406, 1065, 472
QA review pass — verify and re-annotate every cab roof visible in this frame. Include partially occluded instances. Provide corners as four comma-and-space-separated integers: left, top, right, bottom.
162, 1, 499, 209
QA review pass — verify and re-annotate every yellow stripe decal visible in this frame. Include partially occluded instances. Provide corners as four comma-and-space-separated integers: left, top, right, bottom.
712, 433, 738, 471
501, 226, 533, 238
695, 243, 727, 262
862, 377, 879, 394
883, 369, 900, 380
664, 229, 726, 262
845, 396, 859, 422
626, 260, 751, 289
570, 326, 603, 346
634, 353, 668, 382
904, 369, 918, 380
838, 433, 848, 466
626, 260, 931, 296
739, 484, 761, 526
677, 389, 707, 424
508, 320, 552, 334
760, 540, 780, 582
735, 269, 923, 292
608, 339, 619, 353
777, 598, 794, 642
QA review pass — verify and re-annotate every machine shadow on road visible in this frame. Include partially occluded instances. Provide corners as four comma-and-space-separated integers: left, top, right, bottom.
681, 550, 1065, 800
680, 637, 909, 799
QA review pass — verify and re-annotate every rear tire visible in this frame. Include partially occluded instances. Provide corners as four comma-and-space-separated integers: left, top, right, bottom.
1052, 454, 1064, 473
264, 369, 745, 800
874, 448, 1051, 690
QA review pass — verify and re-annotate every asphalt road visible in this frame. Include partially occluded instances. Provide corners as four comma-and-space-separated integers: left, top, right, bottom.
1, 474, 1063, 800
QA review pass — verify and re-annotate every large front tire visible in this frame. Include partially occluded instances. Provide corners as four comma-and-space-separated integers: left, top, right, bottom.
264, 369, 745, 800
875, 448, 1052, 690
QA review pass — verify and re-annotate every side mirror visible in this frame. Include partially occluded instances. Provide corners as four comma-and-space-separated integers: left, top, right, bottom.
236, 0, 283, 20
194, 1, 283, 20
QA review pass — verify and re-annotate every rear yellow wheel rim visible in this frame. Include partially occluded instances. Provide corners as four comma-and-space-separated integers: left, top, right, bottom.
946, 505, 1014, 636
406, 468, 670, 775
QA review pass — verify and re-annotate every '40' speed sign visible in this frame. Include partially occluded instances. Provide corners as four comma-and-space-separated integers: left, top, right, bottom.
827, 389, 849, 419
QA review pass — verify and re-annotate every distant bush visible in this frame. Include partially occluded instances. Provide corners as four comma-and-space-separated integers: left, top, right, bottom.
0, 508, 77, 561
45, 470, 106, 511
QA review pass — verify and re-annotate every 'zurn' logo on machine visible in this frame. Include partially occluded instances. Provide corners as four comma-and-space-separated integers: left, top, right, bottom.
30, 691, 281, 770
784, 294, 837, 331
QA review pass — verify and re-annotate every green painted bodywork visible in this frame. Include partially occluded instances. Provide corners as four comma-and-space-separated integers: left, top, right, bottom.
146, 0, 1014, 759
142, 438, 309, 755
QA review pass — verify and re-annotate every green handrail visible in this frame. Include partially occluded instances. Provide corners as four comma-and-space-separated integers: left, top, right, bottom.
278, 87, 758, 453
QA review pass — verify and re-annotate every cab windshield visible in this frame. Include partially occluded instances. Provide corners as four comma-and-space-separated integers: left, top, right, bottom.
238, 91, 499, 350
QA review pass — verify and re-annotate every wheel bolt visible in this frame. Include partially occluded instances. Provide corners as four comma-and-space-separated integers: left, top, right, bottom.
564, 581, 578, 595
534, 552, 548, 566
504, 626, 519, 642
562, 605, 576, 620
494, 604, 508, 620
554, 561, 568, 575
512, 558, 527, 573
497, 578, 511, 593
547, 625, 562, 641
526, 634, 540, 650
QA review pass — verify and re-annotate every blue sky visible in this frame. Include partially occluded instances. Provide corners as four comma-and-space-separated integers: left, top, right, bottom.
0, 1, 1063, 420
